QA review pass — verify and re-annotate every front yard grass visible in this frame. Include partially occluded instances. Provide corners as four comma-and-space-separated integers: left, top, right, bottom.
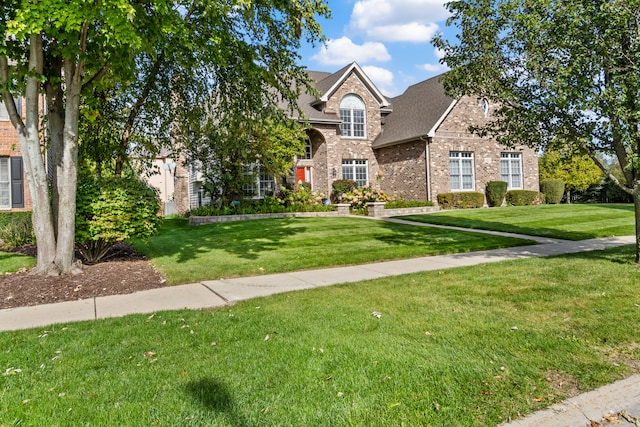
398, 203, 635, 240
0, 252, 35, 274
2, 245, 639, 426
130, 217, 534, 285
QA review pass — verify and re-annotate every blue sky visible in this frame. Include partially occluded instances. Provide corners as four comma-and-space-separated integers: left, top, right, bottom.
298, 0, 457, 97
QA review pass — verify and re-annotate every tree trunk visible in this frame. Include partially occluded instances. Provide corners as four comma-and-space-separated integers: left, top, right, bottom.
634, 183, 640, 264
45, 72, 64, 240
22, 35, 58, 274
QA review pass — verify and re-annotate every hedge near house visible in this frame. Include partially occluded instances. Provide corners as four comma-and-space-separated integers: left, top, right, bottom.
540, 179, 565, 204
485, 181, 508, 207
437, 192, 485, 209
75, 176, 161, 263
506, 190, 544, 206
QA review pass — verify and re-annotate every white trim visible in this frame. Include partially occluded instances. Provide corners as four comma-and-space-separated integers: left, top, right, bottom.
427, 100, 458, 137
320, 62, 391, 107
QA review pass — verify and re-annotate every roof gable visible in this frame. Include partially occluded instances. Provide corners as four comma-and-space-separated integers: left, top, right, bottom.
318, 62, 391, 108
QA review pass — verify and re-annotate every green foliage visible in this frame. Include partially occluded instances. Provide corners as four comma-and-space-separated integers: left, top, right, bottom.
540, 179, 565, 204
0, 212, 34, 248
539, 149, 602, 197
75, 176, 161, 263
331, 179, 358, 200
187, 186, 331, 217
506, 190, 543, 206
485, 181, 508, 207
437, 192, 484, 209
341, 187, 396, 210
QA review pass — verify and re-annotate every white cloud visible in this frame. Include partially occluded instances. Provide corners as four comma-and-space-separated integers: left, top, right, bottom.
311, 37, 391, 65
418, 47, 449, 74
366, 22, 440, 43
351, 0, 449, 42
361, 66, 398, 96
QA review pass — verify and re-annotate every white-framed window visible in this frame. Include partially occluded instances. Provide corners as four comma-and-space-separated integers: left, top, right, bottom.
340, 94, 365, 138
501, 152, 522, 189
302, 139, 312, 160
0, 158, 10, 208
243, 164, 275, 199
342, 159, 368, 187
0, 98, 22, 121
449, 152, 475, 191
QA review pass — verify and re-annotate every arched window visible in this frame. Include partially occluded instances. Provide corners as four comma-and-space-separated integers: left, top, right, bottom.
340, 94, 365, 138
481, 98, 489, 116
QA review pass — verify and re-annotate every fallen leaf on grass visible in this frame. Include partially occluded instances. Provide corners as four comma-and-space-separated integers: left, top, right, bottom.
144, 351, 156, 358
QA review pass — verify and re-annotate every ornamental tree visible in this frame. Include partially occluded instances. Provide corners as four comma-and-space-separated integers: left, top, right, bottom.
1, 0, 329, 275
434, 0, 640, 262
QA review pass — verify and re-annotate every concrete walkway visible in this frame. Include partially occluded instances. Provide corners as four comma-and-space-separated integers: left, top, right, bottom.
0, 223, 638, 426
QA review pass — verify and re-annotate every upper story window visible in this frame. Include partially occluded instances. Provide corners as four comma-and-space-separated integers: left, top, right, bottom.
0, 98, 22, 121
340, 94, 365, 138
481, 98, 489, 116
302, 139, 312, 160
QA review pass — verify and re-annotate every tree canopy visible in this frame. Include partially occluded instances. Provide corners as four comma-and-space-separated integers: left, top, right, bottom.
433, 0, 640, 262
538, 148, 603, 201
1, 0, 329, 274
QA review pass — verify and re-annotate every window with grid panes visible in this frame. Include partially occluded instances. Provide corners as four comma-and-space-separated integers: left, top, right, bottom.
500, 152, 522, 189
342, 159, 368, 187
449, 152, 474, 190
340, 94, 366, 138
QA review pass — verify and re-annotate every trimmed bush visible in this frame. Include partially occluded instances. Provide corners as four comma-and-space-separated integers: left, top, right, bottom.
437, 193, 456, 209
76, 176, 161, 263
486, 181, 508, 207
506, 190, 544, 206
540, 179, 565, 204
0, 212, 34, 248
437, 192, 484, 209
331, 179, 358, 201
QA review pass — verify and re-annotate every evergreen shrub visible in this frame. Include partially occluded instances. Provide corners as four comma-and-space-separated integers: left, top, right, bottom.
485, 181, 508, 207
506, 190, 544, 206
540, 179, 565, 204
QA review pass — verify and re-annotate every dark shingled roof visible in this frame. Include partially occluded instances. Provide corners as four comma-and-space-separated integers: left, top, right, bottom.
373, 74, 455, 149
287, 70, 341, 124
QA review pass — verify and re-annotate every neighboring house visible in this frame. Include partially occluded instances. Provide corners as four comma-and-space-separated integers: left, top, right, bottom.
0, 99, 29, 212
157, 62, 540, 212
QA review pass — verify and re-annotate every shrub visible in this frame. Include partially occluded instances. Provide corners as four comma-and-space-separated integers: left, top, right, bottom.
540, 179, 565, 204
331, 179, 358, 201
341, 187, 395, 210
506, 190, 544, 206
485, 181, 508, 207
437, 193, 456, 209
0, 212, 34, 248
76, 176, 161, 263
456, 192, 485, 208
437, 192, 484, 209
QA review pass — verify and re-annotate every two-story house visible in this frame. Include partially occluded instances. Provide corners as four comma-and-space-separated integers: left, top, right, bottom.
291, 62, 538, 203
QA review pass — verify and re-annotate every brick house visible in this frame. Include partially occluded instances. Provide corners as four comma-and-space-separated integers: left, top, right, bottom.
162, 62, 540, 212
292, 62, 539, 204
0, 99, 29, 212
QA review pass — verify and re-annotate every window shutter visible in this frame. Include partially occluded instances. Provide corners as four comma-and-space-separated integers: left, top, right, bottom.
10, 156, 24, 208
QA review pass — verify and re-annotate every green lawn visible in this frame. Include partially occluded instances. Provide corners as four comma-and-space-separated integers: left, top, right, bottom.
2, 245, 639, 426
130, 217, 533, 285
0, 252, 35, 274
397, 203, 635, 240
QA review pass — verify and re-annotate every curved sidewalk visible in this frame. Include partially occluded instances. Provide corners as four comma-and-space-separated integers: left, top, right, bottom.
0, 234, 633, 333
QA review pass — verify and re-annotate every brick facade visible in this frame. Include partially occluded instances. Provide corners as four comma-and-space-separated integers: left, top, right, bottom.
0, 101, 31, 211
377, 140, 428, 200
428, 96, 539, 203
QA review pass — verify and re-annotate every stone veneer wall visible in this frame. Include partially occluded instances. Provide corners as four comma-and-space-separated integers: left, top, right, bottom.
376, 140, 428, 200
428, 96, 539, 204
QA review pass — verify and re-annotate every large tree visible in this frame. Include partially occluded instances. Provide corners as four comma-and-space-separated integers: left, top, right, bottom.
539, 147, 603, 202
1, 0, 329, 275
434, 0, 640, 262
